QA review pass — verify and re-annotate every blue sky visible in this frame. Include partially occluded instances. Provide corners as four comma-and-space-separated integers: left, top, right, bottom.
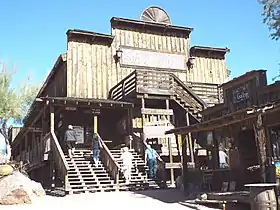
0, 0, 279, 85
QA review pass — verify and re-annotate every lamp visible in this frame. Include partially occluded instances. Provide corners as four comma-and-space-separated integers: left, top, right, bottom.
115, 48, 123, 62
187, 56, 195, 69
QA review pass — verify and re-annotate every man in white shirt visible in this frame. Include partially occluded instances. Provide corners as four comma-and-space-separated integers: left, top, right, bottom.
219, 148, 229, 169
120, 147, 133, 184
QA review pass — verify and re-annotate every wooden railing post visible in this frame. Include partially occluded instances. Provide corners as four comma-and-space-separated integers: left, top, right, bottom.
97, 133, 121, 189
122, 81, 126, 98
49, 131, 69, 192
50, 106, 54, 133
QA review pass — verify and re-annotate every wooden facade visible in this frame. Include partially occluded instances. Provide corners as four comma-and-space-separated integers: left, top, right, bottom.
10, 9, 233, 191
201, 70, 268, 120
66, 17, 230, 103
166, 69, 280, 194
190, 46, 229, 84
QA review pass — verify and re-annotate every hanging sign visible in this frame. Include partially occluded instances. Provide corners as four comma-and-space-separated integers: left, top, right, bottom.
232, 83, 250, 104
143, 125, 175, 138
72, 126, 84, 144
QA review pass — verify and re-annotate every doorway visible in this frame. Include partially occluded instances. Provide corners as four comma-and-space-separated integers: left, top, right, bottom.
236, 129, 261, 185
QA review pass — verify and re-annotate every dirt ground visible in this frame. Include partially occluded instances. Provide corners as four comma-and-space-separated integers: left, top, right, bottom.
0, 189, 219, 210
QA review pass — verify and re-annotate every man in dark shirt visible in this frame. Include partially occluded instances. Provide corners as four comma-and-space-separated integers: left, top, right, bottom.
64, 125, 78, 159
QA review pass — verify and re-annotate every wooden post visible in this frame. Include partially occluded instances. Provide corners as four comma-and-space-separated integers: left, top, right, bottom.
181, 134, 188, 188
49, 105, 56, 189
178, 134, 183, 162
212, 131, 219, 170
186, 112, 194, 164
93, 115, 98, 134
50, 106, 55, 133
24, 134, 28, 162
166, 99, 175, 185
141, 97, 145, 137
32, 132, 35, 164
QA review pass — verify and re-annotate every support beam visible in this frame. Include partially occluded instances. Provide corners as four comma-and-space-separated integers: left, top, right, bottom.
50, 105, 55, 133
24, 134, 28, 162
186, 112, 194, 164
93, 115, 98, 134
212, 131, 219, 170
166, 99, 175, 185
141, 97, 145, 129
182, 134, 188, 188
49, 105, 56, 189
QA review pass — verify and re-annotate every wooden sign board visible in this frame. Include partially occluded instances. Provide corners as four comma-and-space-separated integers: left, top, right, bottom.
72, 126, 84, 144
232, 83, 250, 104
143, 125, 174, 138
65, 107, 76, 111
121, 47, 186, 70
83, 109, 101, 115
141, 108, 173, 116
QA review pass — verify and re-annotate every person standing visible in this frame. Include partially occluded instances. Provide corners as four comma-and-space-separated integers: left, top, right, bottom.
219, 147, 229, 169
120, 147, 133, 184
64, 125, 78, 159
92, 133, 102, 167
124, 135, 133, 150
145, 144, 158, 179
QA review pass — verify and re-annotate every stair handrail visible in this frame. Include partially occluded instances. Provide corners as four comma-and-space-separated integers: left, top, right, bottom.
108, 70, 137, 100
49, 131, 70, 191
171, 74, 207, 109
97, 133, 121, 187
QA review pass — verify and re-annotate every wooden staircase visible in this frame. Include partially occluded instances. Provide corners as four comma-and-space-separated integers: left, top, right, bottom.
65, 149, 122, 194
111, 148, 167, 189
172, 74, 206, 121
48, 131, 167, 194
108, 69, 207, 122
64, 148, 166, 194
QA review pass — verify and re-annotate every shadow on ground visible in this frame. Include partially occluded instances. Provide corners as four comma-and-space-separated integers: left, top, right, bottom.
45, 188, 66, 197
132, 188, 188, 204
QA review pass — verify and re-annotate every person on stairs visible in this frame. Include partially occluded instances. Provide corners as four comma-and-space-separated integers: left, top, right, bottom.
145, 144, 159, 179
120, 147, 133, 184
92, 133, 102, 167
64, 125, 78, 159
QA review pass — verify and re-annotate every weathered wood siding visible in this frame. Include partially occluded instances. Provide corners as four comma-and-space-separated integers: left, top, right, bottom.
260, 81, 280, 104
190, 82, 221, 107
66, 19, 229, 99
112, 28, 191, 84
67, 40, 113, 98
8, 127, 21, 143
41, 59, 67, 97
191, 54, 228, 84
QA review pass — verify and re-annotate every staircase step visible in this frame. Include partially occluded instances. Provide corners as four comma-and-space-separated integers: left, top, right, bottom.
69, 180, 98, 184
64, 148, 164, 193
70, 184, 100, 189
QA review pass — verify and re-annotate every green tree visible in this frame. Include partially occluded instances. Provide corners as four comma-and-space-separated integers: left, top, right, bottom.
0, 62, 40, 146
259, 0, 280, 40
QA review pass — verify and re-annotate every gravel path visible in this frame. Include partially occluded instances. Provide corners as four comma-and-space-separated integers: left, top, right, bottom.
0, 189, 219, 210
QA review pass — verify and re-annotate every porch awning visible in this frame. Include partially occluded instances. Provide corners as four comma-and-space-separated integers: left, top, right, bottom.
36, 97, 134, 108
165, 107, 260, 135
166, 103, 280, 135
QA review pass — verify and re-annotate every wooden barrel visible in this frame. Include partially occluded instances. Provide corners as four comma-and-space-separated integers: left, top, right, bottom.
0, 164, 13, 176
248, 184, 278, 210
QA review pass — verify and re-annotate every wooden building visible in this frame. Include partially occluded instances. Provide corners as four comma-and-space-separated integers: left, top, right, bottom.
10, 6, 231, 193
166, 69, 280, 194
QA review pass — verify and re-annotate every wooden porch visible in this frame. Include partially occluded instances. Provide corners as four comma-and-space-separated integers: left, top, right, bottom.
11, 97, 134, 190
166, 102, 280, 192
